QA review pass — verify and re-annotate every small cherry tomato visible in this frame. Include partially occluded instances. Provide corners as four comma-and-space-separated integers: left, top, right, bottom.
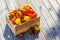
13, 9, 18, 14
8, 12, 15, 20
29, 27, 34, 34
24, 4, 31, 10
29, 13, 37, 19
29, 13, 34, 19
29, 9, 35, 14
11, 18, 16, 25
24, 16, 30, 22
25, 10, 30, 16
16, 11, 22, 18
15, 18, 21, 25
33, 13, 37, 17
34, 30, 39, 34
34, 25, 41, 30
19, 33, 24, 37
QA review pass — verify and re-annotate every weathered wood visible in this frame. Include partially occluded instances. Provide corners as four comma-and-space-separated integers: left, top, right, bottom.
48, 0, 60, 13
56, 0, 60, 6
38, 0, 58, 40
0, 25, 5, 40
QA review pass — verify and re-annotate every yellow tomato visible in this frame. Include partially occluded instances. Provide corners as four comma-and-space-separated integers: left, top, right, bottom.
24, 4, 29, 7
35, 25, 41, 30
15, 18, 21, 25
24, 16, 30, 22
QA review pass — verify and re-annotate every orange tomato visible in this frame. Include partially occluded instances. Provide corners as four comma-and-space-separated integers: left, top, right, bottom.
16, 11, 22, 18
13, 9, 18, 15
11, 18, 16, 25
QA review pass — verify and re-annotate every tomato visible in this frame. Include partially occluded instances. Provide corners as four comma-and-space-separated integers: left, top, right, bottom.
8, 14, 12, 20
33, 13, 37, 18
29, 9, 35, 14
15, 18, 21, 25
11, 18, 16, 25
16, 11, 22, 18
29, 27, 34, 34
20, 7, 26, 14
24, 16, 30, 22
25, 10, 30, 16
29, 28, 33, 34
29, 13, 33, 19
34, 30, 39, 34
19, 33, 24, 37
29, 13, 37, 19
13, 9, 18, 14
34, 25, 41, 30
8, 12, 15, 20
24, 4, 30, 7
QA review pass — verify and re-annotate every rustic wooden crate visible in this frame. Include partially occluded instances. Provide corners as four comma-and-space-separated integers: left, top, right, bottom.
5, 4, 40, 36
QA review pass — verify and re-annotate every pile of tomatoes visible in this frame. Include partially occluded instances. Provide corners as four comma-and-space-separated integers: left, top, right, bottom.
8, 4, 37, 25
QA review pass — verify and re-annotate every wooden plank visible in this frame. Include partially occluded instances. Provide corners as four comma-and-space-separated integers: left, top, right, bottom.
48, 0, 60, 19
0, 0, 7, 33
41, 0, 59, 23
42, 0, 60, 28
5, 0, 17, 11
18, 0, 28, 6
40, 1, 58, 40
35, 32, 46, 40
56, 0, 60, 6
0, 0, 15, 40
44, 1, 60, 40
0, 24, 5, 40
14, 0, 21, 7
42, 0, 60, 30
40, 0, 60, 40
48, 0, 60, 13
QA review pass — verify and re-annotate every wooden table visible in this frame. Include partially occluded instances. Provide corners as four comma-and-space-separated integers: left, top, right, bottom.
0, 0, 60, 40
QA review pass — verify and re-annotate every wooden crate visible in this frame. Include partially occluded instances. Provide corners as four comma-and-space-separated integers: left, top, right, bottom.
5, 4, 40, 36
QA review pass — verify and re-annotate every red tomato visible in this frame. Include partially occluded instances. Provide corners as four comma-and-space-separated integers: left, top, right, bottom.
11, 18, 16, 25
29, 14, 34, 19
29, 13, 37, 19
34, 30, 39, 34
33, 13, 37, 17
25, 10, 30, 16
29, 9, 35, 14
19, 33, 24, 37
29, 27, 34, 34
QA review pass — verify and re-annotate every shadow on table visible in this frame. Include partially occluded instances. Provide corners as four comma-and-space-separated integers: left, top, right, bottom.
3, 24, 39, 40
46, 8, 60, 40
